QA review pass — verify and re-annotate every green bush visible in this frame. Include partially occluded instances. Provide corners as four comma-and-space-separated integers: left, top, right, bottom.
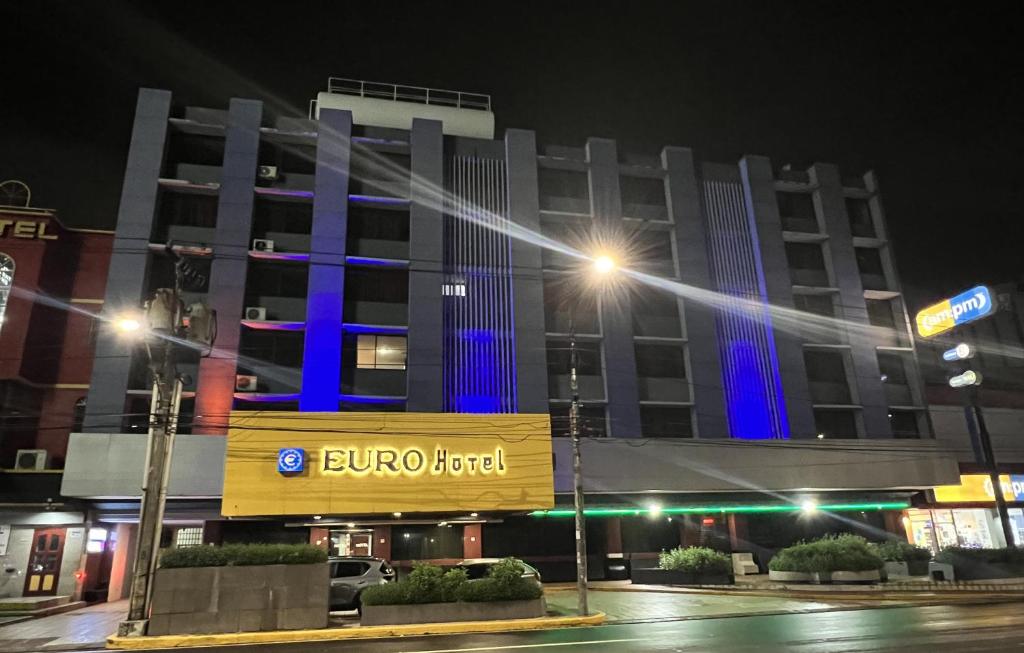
873, 540, 932, 563
658, 547, 731, 575
935, 547, 1024, 566
768, 534, 883, 573
362, 558, 541, 606
158, 543, 327, 569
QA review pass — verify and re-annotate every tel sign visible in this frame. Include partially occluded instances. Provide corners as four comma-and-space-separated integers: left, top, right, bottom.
915, 285, 994, 338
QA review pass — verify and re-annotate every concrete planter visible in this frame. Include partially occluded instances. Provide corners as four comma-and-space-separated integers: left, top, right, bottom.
631, 567, 733, 586
830, 570, 882, 584
946, 561, 1024, 581
148, 563, 329, 635
884, 561, 909, 577
767, 570, 813, 583
360, 598, 546, 626
907, 560, 931, 576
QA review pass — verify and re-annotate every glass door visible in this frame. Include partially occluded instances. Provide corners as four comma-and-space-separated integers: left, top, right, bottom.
24, 528, 65, 596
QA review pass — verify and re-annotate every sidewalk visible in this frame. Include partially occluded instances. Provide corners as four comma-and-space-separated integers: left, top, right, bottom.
0, 600, 125, 652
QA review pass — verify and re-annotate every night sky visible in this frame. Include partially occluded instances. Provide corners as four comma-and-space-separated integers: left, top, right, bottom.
3, 1, 1022, 308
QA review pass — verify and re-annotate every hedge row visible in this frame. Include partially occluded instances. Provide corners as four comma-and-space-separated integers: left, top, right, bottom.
362, 559, 541, 606
159, 543, 327, 568
658, 547, 731, 574
768, 534, 883, 573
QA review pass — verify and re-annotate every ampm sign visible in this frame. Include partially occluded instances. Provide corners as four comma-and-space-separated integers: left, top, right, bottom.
915, 285, 994, 338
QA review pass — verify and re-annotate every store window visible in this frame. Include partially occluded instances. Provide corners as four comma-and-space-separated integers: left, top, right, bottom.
174, 527, 203, 548
0, 253, 13, 332
356, 335, 407, 370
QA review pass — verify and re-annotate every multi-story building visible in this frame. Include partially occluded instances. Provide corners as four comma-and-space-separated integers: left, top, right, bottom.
0, 182, 113, 600
61, 80, 957, 596
909, 281, 1024, 550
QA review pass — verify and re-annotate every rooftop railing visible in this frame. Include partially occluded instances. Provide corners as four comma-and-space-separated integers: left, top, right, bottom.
322, 77, 491, 112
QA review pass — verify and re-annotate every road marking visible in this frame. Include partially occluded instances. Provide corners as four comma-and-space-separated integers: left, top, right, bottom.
400, 637, 652, 652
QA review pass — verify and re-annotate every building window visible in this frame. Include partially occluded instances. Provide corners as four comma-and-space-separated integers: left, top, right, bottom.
631, 288, 681, 338
356, 335, 407, 370
538, 167, 589, 207
793, 293, 834, 318
785, 243, 829, 287
630, 229, 676, 276
777, 192, 818, 233
174, 527, 203, 548
814, 408, 858, 439
635, 344, 686, 379
442, 280, 466, 297
866, 298, 897, 329
0, 253, 13, 332
804, 350, 851, 404
640, 405, 693, 438
889, 409, 921, 439
845, 198, 876, 238
877, 352, 908, 385
855, 247, 887, 290
549, 402, 607, 438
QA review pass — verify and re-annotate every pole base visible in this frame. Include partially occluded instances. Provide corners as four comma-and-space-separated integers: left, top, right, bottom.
117, 619, 149, 638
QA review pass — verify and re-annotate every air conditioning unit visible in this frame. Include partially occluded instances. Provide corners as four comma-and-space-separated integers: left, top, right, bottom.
15, 449, 47, 471
245, 306, 267, 321
252, 238, 275, 253
257, 165, 279, 181
235, 375, 258, 392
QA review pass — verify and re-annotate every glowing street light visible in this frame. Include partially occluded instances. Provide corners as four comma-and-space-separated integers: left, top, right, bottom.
801, 500, 818, 514
114, 316, 143, 334
592, 254, 616, 275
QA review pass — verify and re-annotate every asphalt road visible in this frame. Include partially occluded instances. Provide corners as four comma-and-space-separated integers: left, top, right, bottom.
81, 601, 1024, 653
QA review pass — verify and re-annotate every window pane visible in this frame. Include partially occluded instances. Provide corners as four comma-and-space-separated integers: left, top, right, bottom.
375, 336, 407, 370
640, 405, 693, 438
890, 410, 921, 438
814, 409, 858, 438
846, 198, 876, 238
49, 534, 60, 551
866, 299, 896, 328
356, 334, 377, 368
793, 294, 834, 318
635, 344, 686, 378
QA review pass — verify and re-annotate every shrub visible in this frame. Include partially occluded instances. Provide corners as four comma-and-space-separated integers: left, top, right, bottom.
768, 534, 883, 573
159, 543, 327, 569
362, 558, 541, 606
935, 547, 1024, 566
658, 547, 731, 575
873, 540, 932, 563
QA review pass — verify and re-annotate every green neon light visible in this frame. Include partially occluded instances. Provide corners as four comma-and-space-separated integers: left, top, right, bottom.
528, 501, 909, 518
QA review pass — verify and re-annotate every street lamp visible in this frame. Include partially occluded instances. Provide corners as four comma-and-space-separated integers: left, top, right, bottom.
113, 316, 143, 334
568, 251, 620, 617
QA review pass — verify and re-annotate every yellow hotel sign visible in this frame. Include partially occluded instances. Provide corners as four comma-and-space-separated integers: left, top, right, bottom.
222, 412, 554, 517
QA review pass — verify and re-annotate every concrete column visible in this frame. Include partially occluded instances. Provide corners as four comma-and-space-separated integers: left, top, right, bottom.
84, 89, 171, 431
811, 163, 891, 438
587, 138, 642, 437
605, 517, 623, 554
663, 147, 729, 438
678, 516, 701, 548
299, 109, 352, 411
193, 99, 263, 432
463, 523, 483, 559
107, 523, 137, 602
505, 129, 549, 413
727, 514, 748, 552
738, 155, 817, 438
406, 119, 445, 411
373, 526, 392, 561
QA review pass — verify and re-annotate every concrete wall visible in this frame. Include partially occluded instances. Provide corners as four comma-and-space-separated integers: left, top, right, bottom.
930, 405, 1024, 465
552, 437, 959, 494
316, 92, 494, 139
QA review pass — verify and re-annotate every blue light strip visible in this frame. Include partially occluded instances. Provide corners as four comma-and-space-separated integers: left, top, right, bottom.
348, 194, 411, 206
235, 392, 405, 405
341, 323, 408, 335
339, 394, 406, 405
344, 256, 409, 268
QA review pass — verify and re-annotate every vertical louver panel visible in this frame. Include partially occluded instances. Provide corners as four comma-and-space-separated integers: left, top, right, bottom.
444, 156, 518, 413
702, 179, 789, 439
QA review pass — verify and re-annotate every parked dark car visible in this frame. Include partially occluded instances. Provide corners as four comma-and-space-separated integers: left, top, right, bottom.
329, 556, 395, 611
455, 558, 543, 587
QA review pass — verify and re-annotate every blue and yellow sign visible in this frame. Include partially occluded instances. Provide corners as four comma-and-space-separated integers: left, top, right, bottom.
277, 448, 305, 473
915, 285, 994, 338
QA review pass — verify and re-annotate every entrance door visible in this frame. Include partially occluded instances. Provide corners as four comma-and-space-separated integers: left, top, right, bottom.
330, 530, 374, 557
24, 528, 65, 596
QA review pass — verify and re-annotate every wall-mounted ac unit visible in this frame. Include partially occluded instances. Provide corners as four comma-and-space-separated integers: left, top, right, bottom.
235, 375, 258, 392
252, 238, 275, 252
245, 306, 267, 321
15, 449, 47, 471
257, 165, 279, 181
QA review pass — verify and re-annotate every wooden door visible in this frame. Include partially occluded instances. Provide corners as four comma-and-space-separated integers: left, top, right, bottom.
24, 528, 65, 596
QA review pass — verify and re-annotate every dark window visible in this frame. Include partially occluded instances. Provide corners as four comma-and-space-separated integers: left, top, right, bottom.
889, 410, 921, 438
620, 176, 666, 207
156, 192, 218, 232
877, 352, 908, 385
793, 294, 834, 318
238, 331, 304, 368
805, 350, 851, 404
777, 192, 818, 232
36, 534, 46, 551
546, 340, 602, 376
252, 199, 313, 236
549, 403, 607, 438
631, 229, 675, 276
347, 206, 409, 242
631, 289, 681, 338
165, 133, 224, 167
246, 261, 308, 298
331, 561, 369, 578
621, 515, 682, 553
785, 243, 829, 287
49, 534, 60, 551
866, 299, 897, 329
391, 525, 464, 560
814, 409, 858, 439
640, 405, 693, 438
344, 268, 408, 303
635, 344, 686, 379
538, 168, 589, 201
845, 198, 876, 238
855, 248, 887, 290
544, 277, 598, 333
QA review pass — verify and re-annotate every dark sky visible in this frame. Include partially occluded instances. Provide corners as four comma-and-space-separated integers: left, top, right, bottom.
4, 1, 1022, 307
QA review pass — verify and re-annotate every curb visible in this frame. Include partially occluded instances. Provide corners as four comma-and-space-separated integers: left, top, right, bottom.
105, 612, 606, 650
585, 585, 1024, 602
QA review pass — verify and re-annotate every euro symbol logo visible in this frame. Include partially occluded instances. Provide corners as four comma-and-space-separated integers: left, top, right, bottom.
277, 448, 305, 473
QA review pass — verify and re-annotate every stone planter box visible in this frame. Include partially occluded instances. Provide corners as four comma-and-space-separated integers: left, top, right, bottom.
907, 560, 930, 576
768, 570, 813, 583
631, 567, 733, 586
884, 561, 909, 578
148, 563, 329, 635
360, 598, 546, 626
945, 561, 1024, 581
830, 570, 881, 584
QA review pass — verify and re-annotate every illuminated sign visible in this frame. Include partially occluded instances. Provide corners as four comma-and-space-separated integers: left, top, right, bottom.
0, 220, 58, 240
277, 448, 305, 473
915, 285, 994, 337
933, 474, 1024, 503
222, 412, 554, 516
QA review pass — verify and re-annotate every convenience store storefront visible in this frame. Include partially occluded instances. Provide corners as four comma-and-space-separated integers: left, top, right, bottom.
905, 474, 1024, 553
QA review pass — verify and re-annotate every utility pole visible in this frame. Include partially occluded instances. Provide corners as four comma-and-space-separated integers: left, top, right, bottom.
569, 323, 588, 616
970, 388, 1016, 547
118, 250, 214, 637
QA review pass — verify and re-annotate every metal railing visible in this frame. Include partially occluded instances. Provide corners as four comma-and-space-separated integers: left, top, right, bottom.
323, 77, 491, 112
